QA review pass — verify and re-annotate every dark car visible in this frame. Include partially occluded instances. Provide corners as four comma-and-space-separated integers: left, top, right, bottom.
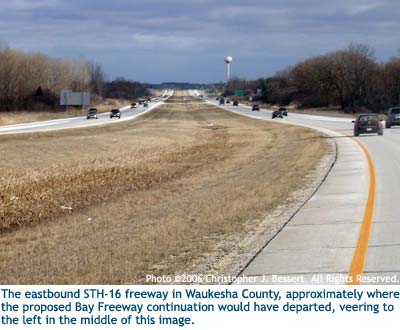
143, 102, 149, 107
384, 107, 400, 128
233, 100, 239, 106
278, 107, 288, 116
353, 114, 383, 136
131, 102, 137, 108
226, 99, 231, 104
110, 109, 121, 119
86, 108, 98, 120
216, 97, 220, 101
252, 104, 260, 111
219, 98, 225, 105
272, 110, 284, 119
138, 100, 145, 105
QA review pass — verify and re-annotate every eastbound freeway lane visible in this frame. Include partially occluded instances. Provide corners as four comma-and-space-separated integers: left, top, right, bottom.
204, 94, 400, 284
0, 90, 174, 135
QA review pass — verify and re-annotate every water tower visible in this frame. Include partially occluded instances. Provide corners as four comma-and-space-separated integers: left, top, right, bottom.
224, 56, 233, 83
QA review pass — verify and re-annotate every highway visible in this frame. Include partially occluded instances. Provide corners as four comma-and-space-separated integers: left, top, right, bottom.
203, 93, 400, 284
0, 90, 174, 135
1, 89, 398, 284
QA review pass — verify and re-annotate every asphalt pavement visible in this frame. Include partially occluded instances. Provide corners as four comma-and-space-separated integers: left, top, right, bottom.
205, 95, 400, 285
0, 90, 174, 135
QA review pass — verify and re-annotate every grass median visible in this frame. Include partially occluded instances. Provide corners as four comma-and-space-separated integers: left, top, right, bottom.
0, 97, 330, 284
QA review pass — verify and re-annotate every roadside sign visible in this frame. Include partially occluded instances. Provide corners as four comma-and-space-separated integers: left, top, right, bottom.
235, 89, 244, 97
60, 90, 90, 106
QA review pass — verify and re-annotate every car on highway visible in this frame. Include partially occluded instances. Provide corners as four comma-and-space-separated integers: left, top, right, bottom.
219, 98, 225, 105
143, 102, 149, 107
353, 114, 383, 136
131, 102, 137, 108
384, 107, 400, 128
110, 109, 121, 119
279, 107, 288, 116
233, 100, 239, 106
252, 104, 260, 111
226, 99, 231, 104
86, 108, 98, 120
272, 109, 284, 119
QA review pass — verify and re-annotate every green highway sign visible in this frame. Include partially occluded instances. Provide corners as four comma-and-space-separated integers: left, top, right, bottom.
235, 90, 245, 97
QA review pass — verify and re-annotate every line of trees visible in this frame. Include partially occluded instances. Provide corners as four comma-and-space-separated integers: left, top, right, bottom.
225, 44, 400, 113
0, 45, 149, 111
102, 78, 149, 100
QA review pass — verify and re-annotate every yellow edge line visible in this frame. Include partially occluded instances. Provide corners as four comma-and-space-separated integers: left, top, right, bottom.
347, 138, 376, 285
214, 102, 377, 284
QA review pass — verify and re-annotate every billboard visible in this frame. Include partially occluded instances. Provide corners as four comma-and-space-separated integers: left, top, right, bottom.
60, 90, 90, 106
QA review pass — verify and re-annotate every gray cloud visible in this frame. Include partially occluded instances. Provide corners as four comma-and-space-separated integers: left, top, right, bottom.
0, 0, 399, 82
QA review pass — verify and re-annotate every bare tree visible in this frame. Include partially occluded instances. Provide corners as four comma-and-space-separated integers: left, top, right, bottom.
87, 62, 106, 94
383, 57, 400, 106
0, 47, 97, 111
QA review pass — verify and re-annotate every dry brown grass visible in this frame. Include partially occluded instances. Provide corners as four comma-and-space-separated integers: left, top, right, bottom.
0, 141, 224, 229
0, 95, 329, 284
0, 98, 129, 126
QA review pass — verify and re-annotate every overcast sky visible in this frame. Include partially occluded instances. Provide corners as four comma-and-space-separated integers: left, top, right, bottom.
0, 0, 399, 83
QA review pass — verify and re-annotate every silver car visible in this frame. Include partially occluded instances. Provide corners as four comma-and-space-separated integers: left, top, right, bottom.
86, 108, 98, 120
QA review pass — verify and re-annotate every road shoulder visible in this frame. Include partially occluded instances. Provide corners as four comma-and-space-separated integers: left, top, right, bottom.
206, 99, 370, 285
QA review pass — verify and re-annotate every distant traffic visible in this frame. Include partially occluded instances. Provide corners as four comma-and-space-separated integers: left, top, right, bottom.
0, 90, 174, 134
203, 91, 397, 137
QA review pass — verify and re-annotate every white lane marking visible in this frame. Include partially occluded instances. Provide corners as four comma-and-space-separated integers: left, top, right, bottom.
206, 99, 353, 140
202, 96, 353, 123
0, 90, 174, 134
